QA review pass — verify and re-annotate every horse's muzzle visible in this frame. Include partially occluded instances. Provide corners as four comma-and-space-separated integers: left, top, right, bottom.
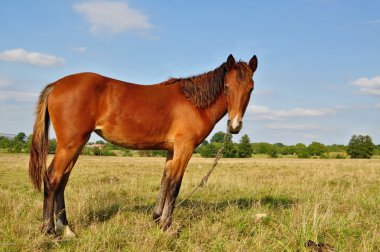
227, 120, 242, 134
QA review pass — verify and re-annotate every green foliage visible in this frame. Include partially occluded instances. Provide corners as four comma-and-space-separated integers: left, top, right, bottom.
198, 143, 219, 158
8, 141, 23, 153
96, 140, 105, 144
14, 132, 26, 143
307, 141, 326, 156
48, 139, 57, 154
326, 144, 346, 153
347, 135, 375, 159
281, 145, 296, 155
267, 145, 279, 158
210, 131, 226, 143
85, 146, 116, 156
138, 150, 166, 157
375, 145, 380, 155
237, 134, 252, 158
294, 143, 307, 154
297, 150, 311, 159
223, 134, 237, 158
251, 142, 273, 154
201, 140, 209, 146
0, 136, 10, 148
122, 149, 133, 157
6, 132, 29, 153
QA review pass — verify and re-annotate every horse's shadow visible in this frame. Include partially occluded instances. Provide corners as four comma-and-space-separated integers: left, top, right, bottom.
80, 194, 296, 226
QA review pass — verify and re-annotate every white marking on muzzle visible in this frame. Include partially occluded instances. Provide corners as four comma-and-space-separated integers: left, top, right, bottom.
231, 115, 240, 129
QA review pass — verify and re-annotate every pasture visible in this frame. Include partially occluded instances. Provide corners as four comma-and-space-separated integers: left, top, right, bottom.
0, 153, 379, 251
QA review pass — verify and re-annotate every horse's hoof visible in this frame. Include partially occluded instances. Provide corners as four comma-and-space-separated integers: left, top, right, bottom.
55, 220, 76, 238
63, 226, 76, 238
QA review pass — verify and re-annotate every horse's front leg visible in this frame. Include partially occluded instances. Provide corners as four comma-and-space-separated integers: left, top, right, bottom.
159, 144, 194, 230
153, 151, 173, 222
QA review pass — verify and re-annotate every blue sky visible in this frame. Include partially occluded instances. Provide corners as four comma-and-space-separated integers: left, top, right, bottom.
0, 0, 379, 145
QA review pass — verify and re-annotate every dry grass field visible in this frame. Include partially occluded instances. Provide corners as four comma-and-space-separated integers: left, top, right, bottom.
0, 153, 379, 251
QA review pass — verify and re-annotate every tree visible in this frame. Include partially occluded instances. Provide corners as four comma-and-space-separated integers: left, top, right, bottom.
295, 143, 310, 158
267, 144, 279, 158
251, 142, 272, 154
237, 134, 253, 158
308, 142, 326, 156
281, 145, 296, 155
295, 143, 307, 154
0, 136, 10, 149
223, 134, 237, 158
201, 140, 209, 146
375, 145, 380, 155
326, 144, 346, 153
48, 139, 57, 154
96, 140, 105, 144
9, 141, 23, 153
23, 134, 33, 152
199, 143, 219, 157
210, 131, 226, 143
347, 135, 375, 159
14, 132, 27, 143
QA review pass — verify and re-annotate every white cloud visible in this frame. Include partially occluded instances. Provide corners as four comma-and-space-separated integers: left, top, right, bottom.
71, 46, 87, 53
351, 76, 380, 96
266, 123, 321, 131
248, 105, 336, 120
0, 90, 38, 102
74, 1, 153, 36
0, 48, 65, 67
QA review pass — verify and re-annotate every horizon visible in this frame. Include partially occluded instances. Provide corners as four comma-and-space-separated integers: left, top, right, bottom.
1, 1, 379, 145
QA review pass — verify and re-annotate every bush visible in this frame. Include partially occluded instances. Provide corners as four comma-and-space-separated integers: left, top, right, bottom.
347, 135, 375, 159
297, 151, 311, 159
122, 149, 133, 157
237, 134, 252, 158
138, 150, 166, 157
307, 142, 326, 156
48, 139, 57, 154
198, 143, 219, 158
223, 134, 237, 158
267, 145, 279, 158
334, 153, 346, 159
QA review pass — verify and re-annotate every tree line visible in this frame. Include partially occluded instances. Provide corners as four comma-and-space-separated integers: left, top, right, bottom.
195, 132, 380, 159
1, 132, 379, 159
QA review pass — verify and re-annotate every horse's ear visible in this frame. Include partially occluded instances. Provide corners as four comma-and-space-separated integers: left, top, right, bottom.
249, 55, 258, 73
226, 54, 235, 70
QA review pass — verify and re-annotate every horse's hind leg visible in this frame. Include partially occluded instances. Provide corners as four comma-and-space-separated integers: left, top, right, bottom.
42, 136, 89, 235
54, 153, 80, 237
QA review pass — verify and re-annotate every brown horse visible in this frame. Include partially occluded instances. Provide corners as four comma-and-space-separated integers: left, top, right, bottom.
29, 54, 258, 236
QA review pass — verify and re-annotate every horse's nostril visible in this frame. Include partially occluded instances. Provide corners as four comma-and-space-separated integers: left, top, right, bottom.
227, 120, 242, 134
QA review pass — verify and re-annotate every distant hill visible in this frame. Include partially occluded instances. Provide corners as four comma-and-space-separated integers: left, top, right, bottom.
0, 133, 17, 140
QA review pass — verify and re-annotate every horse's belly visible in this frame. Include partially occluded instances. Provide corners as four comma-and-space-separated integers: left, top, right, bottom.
94, 123, 174, 150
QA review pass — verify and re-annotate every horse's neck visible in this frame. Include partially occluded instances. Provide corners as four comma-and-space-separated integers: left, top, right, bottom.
203, 94, 228, 125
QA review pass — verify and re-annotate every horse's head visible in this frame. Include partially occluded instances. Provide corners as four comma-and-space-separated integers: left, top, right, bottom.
224, 54, 258, 134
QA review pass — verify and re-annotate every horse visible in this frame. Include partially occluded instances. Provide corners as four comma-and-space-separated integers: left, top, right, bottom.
29, 54, 258, 236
